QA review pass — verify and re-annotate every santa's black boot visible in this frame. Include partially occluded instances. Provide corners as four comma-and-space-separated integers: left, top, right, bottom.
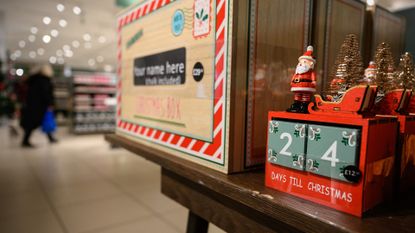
299, 102, 310, 113
287, 101, 302, 113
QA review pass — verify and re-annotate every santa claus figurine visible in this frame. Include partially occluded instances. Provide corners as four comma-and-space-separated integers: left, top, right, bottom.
361, 61, 377, 85
287, 45, 317, 113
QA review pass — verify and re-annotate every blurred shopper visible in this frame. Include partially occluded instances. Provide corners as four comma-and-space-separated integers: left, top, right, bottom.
20, 64, 58, 147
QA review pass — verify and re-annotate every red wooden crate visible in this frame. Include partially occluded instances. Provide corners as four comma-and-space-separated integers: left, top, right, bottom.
265, 111, 398, 217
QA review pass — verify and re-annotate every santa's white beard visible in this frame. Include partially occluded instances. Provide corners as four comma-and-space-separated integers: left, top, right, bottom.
296, 64, 310, 74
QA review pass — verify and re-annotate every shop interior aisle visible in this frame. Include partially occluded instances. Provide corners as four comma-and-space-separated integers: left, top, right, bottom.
0, 126, 225, 233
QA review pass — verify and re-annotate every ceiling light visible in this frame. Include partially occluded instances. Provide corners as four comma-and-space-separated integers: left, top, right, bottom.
59, 19, 67, 28
56, 50, 63, 56
37, 48, 45, 56
18, 41, 26, 48
83, 33, 91, 41
98, 36, 106, 43
57, 57, 65, 64
62, 44, 70, 51
42, 35, 51, 43
10, 54, 17, 61
29, 51, 36, 58
16, 68, 24, 76
43, 16, 51, 25
14, 50, 22, 57
73, 6, 82, 15
104, 65, 113, 72
96, 56, 104, 63
64, 50, 73, 58
88, 59, 96, 66
28, 35, 36, 42
57, 3, 65, 12
84, 42, 92, 49
49, 56, 57, 64
72, 40, 80, 48
51, 29, 59, 37
30, 27, 38, 34
367, 0, 375, 6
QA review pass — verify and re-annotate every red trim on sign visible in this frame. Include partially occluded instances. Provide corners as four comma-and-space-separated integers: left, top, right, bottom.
146, 129, 154, 137
142, 4, 148, 16
180, 138, 192, 148
204, 130, 222, 156
171, 135, 181, 145
213, 105, 223, 130
191, 140, 205, 151
154, 130, 162, 139
162, 133, 171, 142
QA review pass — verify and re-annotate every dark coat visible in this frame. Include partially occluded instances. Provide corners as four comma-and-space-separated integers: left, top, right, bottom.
20, 73, 54, 131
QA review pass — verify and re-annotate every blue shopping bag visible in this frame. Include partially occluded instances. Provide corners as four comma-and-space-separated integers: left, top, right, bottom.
41, 110, 56, 133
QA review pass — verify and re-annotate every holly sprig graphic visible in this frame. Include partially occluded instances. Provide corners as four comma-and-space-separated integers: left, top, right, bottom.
313, 160, 319, 169
268, 149, 278, 163
315, 133, 321, 141
341, 137, 348, 146
292, 154, 299, 162
196, 8, 209, 22
294, 129, 300, 138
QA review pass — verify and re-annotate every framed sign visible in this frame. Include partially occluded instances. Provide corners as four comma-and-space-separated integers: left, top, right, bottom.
116, 0, 232, 170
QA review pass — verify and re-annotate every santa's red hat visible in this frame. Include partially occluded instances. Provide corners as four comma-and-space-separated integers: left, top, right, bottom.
299, 46, 316, 63
366, 61, 376, 71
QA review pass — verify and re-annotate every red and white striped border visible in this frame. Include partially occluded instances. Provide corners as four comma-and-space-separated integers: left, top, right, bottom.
116, 0, 228, 165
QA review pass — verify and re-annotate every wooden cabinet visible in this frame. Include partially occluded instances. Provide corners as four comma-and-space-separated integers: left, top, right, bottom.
371, 7, 406, 61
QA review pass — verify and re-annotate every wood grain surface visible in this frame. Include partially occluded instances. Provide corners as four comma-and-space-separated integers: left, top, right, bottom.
372, 7, 406, 62
105, 134, 415, 233
247, 0, 311, 167
324, 0, 365, 89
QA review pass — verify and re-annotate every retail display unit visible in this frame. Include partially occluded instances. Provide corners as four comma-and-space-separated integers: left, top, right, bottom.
266, 111, 397, 217
52, 76, 72, 125
116, 0, 319, 173
72, 72, 117, 134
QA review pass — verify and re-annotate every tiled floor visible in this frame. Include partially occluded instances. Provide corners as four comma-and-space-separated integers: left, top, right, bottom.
0, 125, 225, 233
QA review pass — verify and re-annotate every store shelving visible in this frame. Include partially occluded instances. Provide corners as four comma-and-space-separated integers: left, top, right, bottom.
53, 76, 72, 125
72, 72, 117, 134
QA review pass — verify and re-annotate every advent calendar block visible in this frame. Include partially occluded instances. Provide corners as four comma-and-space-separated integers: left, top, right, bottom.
393, 115, 415, 193
268, 121, 307, 171
305, 124, 361, 183
266, 112, 398, 217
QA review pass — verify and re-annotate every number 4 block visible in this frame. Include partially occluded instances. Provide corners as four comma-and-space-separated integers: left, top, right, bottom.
305, 124, 360, 182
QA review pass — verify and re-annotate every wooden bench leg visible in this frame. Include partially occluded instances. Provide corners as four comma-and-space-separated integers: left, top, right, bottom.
186, 211, 209, 233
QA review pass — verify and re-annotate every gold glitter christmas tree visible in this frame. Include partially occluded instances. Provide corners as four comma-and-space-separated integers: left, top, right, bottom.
328, 34, 364, 93
374, 42, 395, 93
395, 52, 415, 89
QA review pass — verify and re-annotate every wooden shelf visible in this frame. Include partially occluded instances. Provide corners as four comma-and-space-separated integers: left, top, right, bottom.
105, 134, 415, 233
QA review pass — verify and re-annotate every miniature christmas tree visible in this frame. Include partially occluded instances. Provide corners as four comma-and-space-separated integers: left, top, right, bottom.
395, 52, 415, 89
328, 34, 364, 93
374, 42, 395, 94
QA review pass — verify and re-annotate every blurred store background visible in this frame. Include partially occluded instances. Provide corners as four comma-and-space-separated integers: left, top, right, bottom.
0, 0, 414, 131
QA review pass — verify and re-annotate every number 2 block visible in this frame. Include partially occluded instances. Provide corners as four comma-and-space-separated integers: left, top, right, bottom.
305, 124, 361, 182
267, 120, 307, 171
